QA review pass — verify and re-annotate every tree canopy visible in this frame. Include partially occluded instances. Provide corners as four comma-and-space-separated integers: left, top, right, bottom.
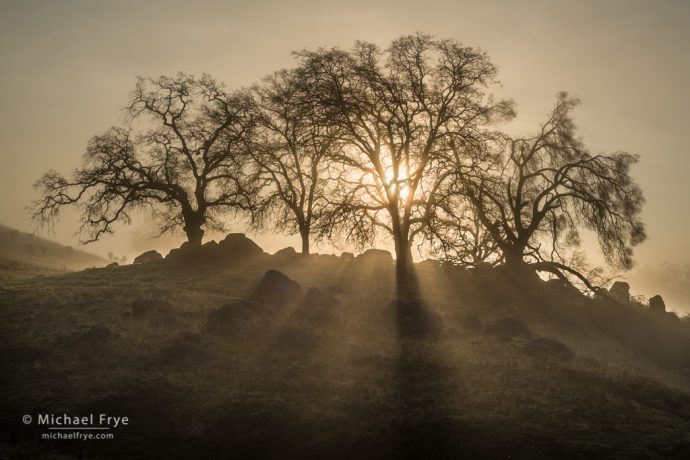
432, 92, 646, 289
32, 35, 646, 291
296, 34, 513, 274
32, 74, 255, 246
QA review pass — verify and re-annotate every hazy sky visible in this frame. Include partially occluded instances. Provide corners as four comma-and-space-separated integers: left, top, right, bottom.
1, 0, 689, 281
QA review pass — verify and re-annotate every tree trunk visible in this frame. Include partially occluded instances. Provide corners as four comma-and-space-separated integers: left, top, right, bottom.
390, 214, 413, 278
183, 214, 204, 247
503, 247, 524, 269
300, 226, 310, 255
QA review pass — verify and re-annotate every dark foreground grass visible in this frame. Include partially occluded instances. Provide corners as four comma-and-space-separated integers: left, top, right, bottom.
2, 255, 690, 459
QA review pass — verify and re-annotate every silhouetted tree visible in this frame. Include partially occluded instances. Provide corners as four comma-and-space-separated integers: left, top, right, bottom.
297, 34, 513, 276
32, 74, 255, 246
247, 69, 341, 254
447, 93, 646, 289
426, 198, 502, 267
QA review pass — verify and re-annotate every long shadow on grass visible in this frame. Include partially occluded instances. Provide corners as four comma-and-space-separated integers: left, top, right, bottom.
391, 266, 472, 459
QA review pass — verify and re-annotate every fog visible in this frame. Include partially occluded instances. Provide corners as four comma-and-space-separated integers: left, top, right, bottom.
1, 0, 689, 306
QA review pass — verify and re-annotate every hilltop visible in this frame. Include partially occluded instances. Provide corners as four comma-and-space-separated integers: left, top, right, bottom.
0, 224, 106, 282
1, 235, 690, 459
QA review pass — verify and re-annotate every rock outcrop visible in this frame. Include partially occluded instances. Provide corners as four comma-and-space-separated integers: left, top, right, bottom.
608, 281, 630, 303
649, 295, 666, 313
133, 250, 163, 265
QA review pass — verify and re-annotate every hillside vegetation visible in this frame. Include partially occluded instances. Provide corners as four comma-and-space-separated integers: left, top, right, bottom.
0, 224, 106, 282
1, 238, 690, 459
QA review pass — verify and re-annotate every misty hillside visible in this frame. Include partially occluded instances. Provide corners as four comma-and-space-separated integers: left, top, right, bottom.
2, 235, 690, 459
0, 224, 106, 274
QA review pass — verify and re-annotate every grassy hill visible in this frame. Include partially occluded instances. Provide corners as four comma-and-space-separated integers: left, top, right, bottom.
0, 224, 107, 281
1, 245, 690, 459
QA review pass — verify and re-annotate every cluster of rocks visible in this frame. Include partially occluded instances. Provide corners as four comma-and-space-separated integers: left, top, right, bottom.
129, 233, 372, 267
203, 269, 343, 338
601, 281, 667, 313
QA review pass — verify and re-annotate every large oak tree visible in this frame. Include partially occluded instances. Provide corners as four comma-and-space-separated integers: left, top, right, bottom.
297, 34, 513, 276
441, 92, 646, 289
32, 74, 255, 246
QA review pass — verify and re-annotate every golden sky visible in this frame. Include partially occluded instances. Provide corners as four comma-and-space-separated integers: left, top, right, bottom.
1, 0, 689, 283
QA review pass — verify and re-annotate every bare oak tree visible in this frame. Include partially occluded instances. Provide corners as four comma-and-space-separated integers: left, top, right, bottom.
446, 92, 646, 289
247, 69, 341, 254
297, 34, 513, 276
32, 74, 254, 246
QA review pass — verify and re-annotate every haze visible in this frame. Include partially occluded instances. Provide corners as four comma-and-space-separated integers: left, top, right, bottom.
1, 0, 689, 306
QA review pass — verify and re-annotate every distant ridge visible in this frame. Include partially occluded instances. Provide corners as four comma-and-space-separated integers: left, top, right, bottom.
0, 223, 107, 270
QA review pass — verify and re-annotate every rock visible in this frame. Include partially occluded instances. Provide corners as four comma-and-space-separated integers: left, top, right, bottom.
274, 246, 298, 261
300, 287, 340, 310
217, 233, 264, 260
593, 287, 609, 301
340, 252, 355, 261
418, 259, 441, 269
293, 288, 342, 326
356, 249, 393, 263
459, 313, 483, 332
247, 270, 301, 311
649, 295, 666, 313
133, 250, 163, 264
203, 303, 256, 335
484, 318, 532, 339
131, 299, 174, 320
608, 281, 630, 303
167, 240, 221, 265
106, 262, 119, 268
524, 337, 574, 361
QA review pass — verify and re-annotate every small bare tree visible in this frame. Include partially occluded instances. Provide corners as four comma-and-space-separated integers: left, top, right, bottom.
247, 69, 341, 254
32, 74, 255, 246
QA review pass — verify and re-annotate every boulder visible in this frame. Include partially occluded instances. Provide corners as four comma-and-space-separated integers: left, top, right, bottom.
293, 287, 342, 326
274, 246, 298, 261
340, 252, 355, 261
167, 240, 221, 264
608, 281, 630, 303
418, 259, 442, 269
356, 249, 393, 263
133, 250, 163, 265
300, 287, 339, 310
106, 262, 119, 268
593, 287, 609, 301
203, 303, 256, 335
524, 337, 574, 361
247, 270, 301, 311
484, 318, 531, 339
217, 233, 264, 260
649, 295, 666, 313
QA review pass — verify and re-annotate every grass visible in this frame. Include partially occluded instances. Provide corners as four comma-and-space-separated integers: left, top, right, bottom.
2, 253, 690, 458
